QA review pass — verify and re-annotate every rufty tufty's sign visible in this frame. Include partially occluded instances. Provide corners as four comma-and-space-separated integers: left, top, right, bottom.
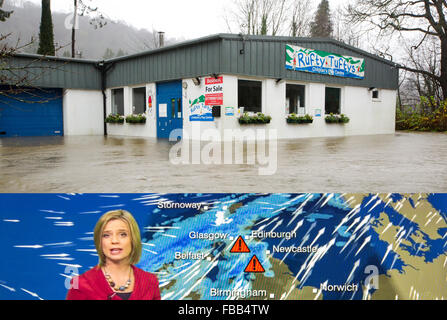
286, 44, 365, 79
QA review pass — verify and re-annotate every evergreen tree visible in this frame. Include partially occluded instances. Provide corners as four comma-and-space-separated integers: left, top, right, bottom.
37, 0, 55, 56
102, 48, 115, 59
310, 0, 333, 38
0, 0, 13, 21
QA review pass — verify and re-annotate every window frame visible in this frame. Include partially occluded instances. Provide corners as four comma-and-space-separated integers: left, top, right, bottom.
285, 82, 307, 115
237, 78, 263, 114
371, 89, 381, 102
324, 86, 343, 115
111, 87, 125, 116
131, 86, 147, 115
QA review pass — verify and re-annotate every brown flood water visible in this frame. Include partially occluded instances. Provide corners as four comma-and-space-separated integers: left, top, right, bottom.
1, 132, 447, 193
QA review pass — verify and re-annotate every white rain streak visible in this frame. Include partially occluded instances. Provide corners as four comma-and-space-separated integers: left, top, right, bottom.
269, 219, 283, 234
59, 273, 78, 279
308, 228, 325, 248
58, 263, 82, 269
355, 236, 371, 256
160, 234, 177, 238
381, 223, 392, 234
142, 243, 156, 248
143, 248, 158, 254
99, 204, 125, 208
43, 242, 73, 247
345, 259, 360, 284
14, 245, 43, 249
132, 194, 166, 201
161, 291, 175, 300
179, 260, 219, 300
0, 284, 16, 292
57, 195, 71, 200
313, 280, 327, 300
384, 198, 392, 208
319, 193, 334, 208
99, 195, 120, 198
443, 256, 447, 268
352, 215, 371, 234
381, 244, 393, 265
362, 283, 371, 300
332, 204, 361, 235
41, 253, 73, 261
145, 226, 181, 230
78, 237, 94, 241
254, 218, 270, 226
20, 288, 44, 300
182, 266, 201, 286
45, 217, 63, 220
257, 216, 280, 231
291, 219, 304, 235
312, 193, 330, 209
367, 200, 382, 213
54, 221, 74, 227
3, 219, 19, 222
340, 235, 356, 253
298, 234, 310, 248
39, 210, 65, 214
297, 238, 336, 286
76, 249, 97, 252
364, 194, 379, 208
345, 217, 361, 234
79, 211, 101, 214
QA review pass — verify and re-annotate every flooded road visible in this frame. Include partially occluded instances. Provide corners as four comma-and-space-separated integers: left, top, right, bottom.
1, 132, 447, 193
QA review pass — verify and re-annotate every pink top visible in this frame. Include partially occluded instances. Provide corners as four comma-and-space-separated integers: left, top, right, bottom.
66, 265, 161, 300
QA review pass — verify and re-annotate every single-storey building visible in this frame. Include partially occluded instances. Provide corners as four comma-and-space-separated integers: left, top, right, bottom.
0, 33, 399, 140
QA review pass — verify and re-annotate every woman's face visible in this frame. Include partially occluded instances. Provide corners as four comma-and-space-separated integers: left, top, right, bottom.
101, 219, 132, 265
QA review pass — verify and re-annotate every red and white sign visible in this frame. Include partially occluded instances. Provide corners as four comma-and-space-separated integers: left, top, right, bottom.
205, 76, 223, 106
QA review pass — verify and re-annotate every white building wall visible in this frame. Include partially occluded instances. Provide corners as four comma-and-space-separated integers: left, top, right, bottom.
63, 89, 104, 136
106, 83, 157, 138
182, 75, 396, 141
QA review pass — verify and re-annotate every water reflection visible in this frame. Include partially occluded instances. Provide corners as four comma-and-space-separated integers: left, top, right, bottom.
0, 132, 446, 192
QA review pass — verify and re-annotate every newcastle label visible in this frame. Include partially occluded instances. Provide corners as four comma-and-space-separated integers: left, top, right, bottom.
285, 44, 365, 79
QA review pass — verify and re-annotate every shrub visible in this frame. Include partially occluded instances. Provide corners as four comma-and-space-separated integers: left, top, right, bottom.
238, 112, 271, 124
125, 114, 147, 124
325, 113, 350, 124
105, 114, 124, 124
396, 98, 447, 132
287, 113, 313, 124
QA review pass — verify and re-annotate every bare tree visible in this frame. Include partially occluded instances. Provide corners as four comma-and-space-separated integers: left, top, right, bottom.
224, 0, 288, 36
290, 0, 313, 37
346, 0, 447, 100
71, 0, 107, 58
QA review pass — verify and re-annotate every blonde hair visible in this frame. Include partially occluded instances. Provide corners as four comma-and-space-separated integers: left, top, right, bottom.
93, 210, 142, 267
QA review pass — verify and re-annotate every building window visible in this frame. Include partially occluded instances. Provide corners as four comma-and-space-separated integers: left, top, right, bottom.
286, 84, 305, 114
111, 88, 124, 115
132, 87, 146, 114
325, 87, 341, 114
372, 89, 380, 100
238, 80, 262, 113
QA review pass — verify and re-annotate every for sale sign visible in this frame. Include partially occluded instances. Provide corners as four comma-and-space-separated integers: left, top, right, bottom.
205, 76, 223, 106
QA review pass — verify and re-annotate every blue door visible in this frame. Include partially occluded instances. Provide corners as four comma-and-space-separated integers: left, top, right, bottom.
0, 87, 63, 137
156, 81, 183, 139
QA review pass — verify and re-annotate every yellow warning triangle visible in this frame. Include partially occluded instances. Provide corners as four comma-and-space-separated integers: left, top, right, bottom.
230, 236, 250, 253
244, 255, 265, 273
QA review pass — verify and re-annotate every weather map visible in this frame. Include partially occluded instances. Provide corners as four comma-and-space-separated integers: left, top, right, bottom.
0, 193, 446, 300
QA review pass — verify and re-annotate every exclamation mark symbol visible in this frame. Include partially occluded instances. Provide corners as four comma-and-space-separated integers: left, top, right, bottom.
253, 259, 256, 270
230, 236, 250, 253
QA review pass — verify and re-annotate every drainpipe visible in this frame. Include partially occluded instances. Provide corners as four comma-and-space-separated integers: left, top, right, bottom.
95, 60, 115, 136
